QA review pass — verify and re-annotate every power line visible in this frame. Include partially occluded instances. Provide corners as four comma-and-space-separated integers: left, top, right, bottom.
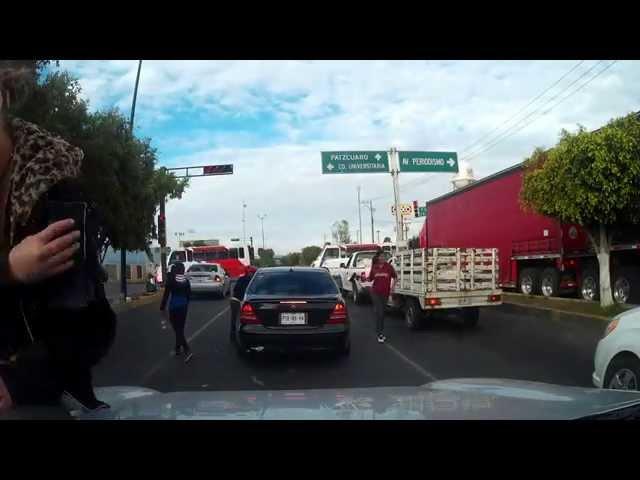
460, 61, 585, 155
460, 60, 606, 161
461, 60, 618, 163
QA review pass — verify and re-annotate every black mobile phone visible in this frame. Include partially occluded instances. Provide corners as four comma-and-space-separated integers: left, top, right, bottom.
46, 201, 87, 266
45, 201, 92, 310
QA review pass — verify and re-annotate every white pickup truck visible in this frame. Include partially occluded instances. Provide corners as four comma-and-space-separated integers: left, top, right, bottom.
388, 247, 503, 330
337, 250, 392, 304
311, 243, 382, 283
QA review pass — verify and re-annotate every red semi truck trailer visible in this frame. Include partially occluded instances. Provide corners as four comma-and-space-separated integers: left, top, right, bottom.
420, 163, 640, 305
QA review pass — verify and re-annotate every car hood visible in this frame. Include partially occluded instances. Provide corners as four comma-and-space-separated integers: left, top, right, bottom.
77, 378, 640, 420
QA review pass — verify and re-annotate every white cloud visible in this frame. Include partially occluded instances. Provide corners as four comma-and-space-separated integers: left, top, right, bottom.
56, 59, 640, 253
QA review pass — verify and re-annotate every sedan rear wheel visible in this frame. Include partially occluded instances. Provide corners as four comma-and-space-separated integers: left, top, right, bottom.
605, 355, 640, 391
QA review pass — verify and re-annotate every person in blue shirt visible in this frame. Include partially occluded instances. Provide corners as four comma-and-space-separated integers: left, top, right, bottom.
160, 262, 192, 363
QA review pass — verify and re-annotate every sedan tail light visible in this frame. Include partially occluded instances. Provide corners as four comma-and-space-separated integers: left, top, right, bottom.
328, 302, 347, 324
240, 303, 260, 324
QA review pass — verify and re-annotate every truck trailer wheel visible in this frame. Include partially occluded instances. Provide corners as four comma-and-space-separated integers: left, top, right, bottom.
405, 298, 424, 330
518, 268, 540, 296
580, 267, 599, 301
540, 267, 560, 298
613, 268, 638, 305
462, 307, 480, 328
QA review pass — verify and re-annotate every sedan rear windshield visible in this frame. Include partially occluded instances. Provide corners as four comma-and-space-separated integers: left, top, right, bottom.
247, 271, 339, 296
188, 264, 218, 273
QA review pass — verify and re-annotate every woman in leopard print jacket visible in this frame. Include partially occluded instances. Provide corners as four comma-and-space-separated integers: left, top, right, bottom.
0, 66, 116, 414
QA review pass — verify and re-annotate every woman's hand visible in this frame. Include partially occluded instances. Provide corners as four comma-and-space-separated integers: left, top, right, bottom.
8, 219, 80, 284
0, 375, 13, 413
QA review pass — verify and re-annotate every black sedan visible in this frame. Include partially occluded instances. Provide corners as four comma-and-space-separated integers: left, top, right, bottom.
233, 267, 351, 357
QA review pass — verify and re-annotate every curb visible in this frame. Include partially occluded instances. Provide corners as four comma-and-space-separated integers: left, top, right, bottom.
110, 290, 163, 314
502, 300, 610, 321
501, 293, 635, 321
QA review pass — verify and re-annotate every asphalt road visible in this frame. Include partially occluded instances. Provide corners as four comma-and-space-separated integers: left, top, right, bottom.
93, 294, 605, 393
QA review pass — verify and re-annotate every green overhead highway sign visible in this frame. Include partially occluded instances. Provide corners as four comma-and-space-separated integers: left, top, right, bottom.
398, 151, 458, 173
321, 151, 389, 174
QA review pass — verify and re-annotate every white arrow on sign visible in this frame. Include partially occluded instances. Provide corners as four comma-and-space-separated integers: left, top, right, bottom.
327, 163, 335, 171
374, 153, 382, 161
447, 158, 456, 167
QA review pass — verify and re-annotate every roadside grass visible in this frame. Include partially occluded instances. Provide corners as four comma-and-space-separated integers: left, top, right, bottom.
503, 292, 636, 320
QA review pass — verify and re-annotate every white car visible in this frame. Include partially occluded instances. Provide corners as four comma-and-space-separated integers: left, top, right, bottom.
185, 263, 231, 298
593, 306, 640, 391
339, 250, 382, 304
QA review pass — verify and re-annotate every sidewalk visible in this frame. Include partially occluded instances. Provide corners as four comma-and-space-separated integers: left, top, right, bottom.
104, 281, 149, 305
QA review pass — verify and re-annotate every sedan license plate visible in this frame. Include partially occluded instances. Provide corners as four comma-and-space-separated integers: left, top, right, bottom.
458, 297, 471, 306
280, 312, 307, 325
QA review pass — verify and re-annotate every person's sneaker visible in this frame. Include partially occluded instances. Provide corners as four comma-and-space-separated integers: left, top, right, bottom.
184, 351, 193, 363
377, 335, 385, 344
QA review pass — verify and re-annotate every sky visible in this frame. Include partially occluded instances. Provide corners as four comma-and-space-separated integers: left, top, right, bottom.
58, 60, 640, 255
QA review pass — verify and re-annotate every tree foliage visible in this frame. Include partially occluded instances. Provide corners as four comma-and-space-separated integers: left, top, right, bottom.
520, 113, 640, 306
331, 220, 351, 244
301, 245, 322, 266
256, 248, 275, 267
521, 115, 640, 227
8, 66, 188, 254
282, 252, 301, 266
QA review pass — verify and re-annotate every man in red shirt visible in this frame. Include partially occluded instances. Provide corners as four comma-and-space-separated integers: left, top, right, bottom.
367, 250, 397, 343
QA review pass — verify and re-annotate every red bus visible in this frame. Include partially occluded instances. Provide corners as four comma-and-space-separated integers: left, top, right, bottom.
168, 243, 255, 279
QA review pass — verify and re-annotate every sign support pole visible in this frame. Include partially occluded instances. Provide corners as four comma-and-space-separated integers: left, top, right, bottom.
357, 186, 362, 244
391, 147, 403, 244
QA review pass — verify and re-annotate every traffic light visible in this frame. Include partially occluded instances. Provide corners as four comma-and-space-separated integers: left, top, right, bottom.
203, 164, 233, 176
158, 214, 166, 245
413, 200, 419, 217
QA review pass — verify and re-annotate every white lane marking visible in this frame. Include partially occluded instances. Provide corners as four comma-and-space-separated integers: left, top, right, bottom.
384, 341, 437, 383
142, 307, 230, 383
187, 306, 230, 343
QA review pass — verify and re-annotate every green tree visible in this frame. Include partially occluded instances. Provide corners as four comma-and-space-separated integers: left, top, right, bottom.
301, 245, 322, 266
521, 113, 640, 307
331, 220, 351, 244
282, 252, 301, 266
257, 248, 275, 267
9, 67, 188, 257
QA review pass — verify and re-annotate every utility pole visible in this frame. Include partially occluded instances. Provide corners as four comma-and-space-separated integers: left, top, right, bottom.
370, 200, 375, 244
377, 230, 380, 244
357, 186, 362, 244
122, 59, 143, 302
257, 213, 267, 250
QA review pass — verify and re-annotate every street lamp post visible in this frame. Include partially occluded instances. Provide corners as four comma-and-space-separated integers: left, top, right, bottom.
257, 214, 267, 250
121, 59, 143, 302
174, 231, 184, 247
242, 201, 247, 245
361, 200, 375, 244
